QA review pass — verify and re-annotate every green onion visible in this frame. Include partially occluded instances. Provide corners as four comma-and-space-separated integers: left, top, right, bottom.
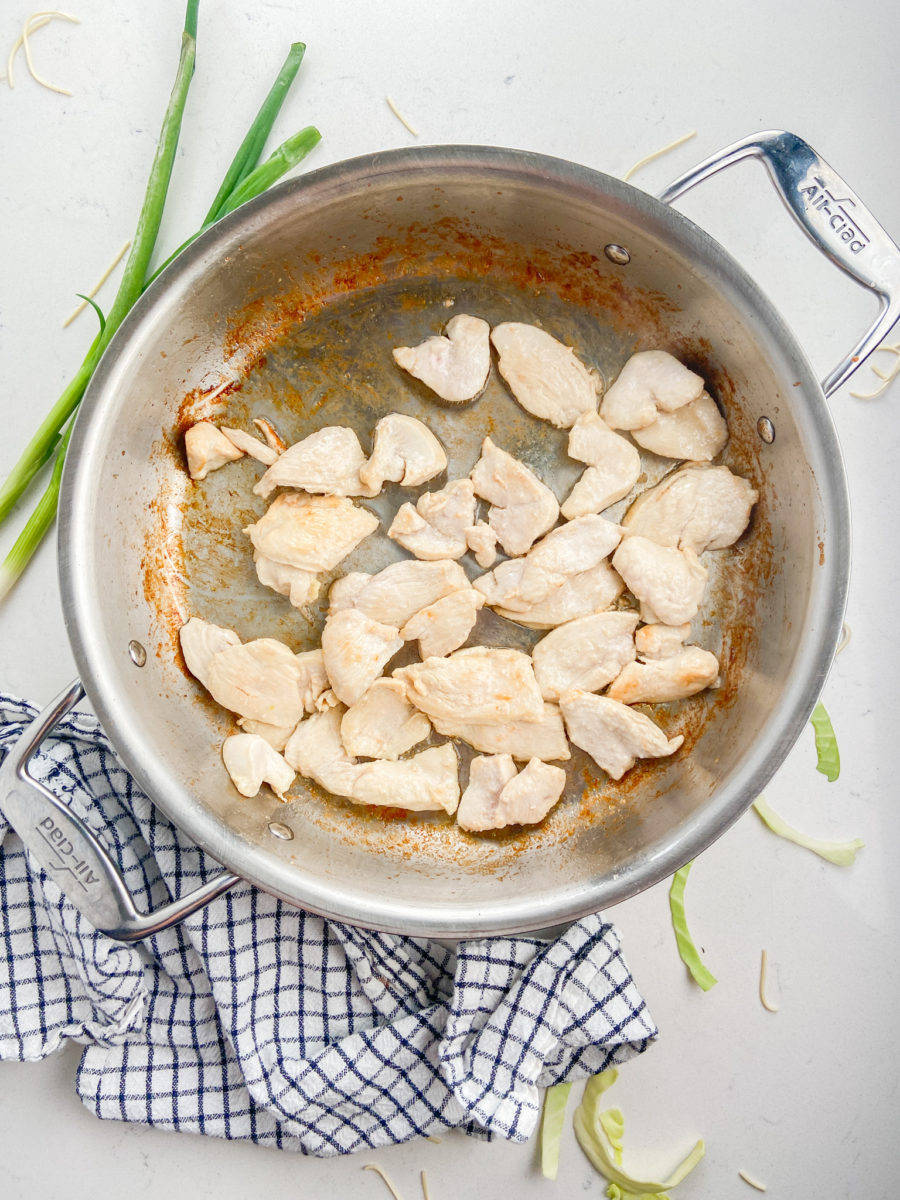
216, 124, 321, 215
0, 423, 73, 602
668, 862, 717, 992
810, 700, 840, 781
540, 1081, 573, 1180
753, 795, 863, 866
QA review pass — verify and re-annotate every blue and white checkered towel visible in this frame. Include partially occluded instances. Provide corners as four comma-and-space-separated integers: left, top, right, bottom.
0, 692, 656, 1156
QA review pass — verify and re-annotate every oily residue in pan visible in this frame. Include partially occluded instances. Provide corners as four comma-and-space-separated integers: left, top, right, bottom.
143, 222, 771, 875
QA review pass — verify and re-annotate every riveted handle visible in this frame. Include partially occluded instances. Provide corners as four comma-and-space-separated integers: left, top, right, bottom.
657, 129, 900, 396
0, 680, 240, 942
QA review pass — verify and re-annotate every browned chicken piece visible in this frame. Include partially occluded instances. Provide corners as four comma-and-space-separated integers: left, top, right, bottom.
457, 755, 566, 831
235, 717, 299, 753
612, 535, 708, 626
532, 611, 640, 701
465, 521, 499, 568
321, 609, 404, 706
599, 350, 704, 431
220, 426, 279, 466
622, 464, 758, 552
395, 646, 544, 725
400, 588, 484, 658
252, 552, 320, 609
634, 622, 692, 659
222, 733, 295, 800
632, 392, 728, 461
606, 643, 719, 704
283, 705, 360, 798
245, 493, 379, 574
253, 426, 377, 498
561, 411, 641, 519
490, 323, 600, 428
392, 315, 491, 403
359, 414, 448, 492
388, 479, 477, 560
351, 744, 460, 813
184, 420, 244, 480
205, 638, 327, 728
328, 559, 470, 628
560, 690, 683, 780
455, 754, 518, 831
340, 679, 431, 760
178, 616, 241, 690
431, 703, 570, 761
470, 436, 559, 555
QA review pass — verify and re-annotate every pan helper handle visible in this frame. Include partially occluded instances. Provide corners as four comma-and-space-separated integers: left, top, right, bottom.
0, 680, 240, 941
657, 129, 900, 397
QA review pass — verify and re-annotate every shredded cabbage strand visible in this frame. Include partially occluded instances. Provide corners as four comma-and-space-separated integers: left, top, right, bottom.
752, 795, 863, 865
540, 1080, 573, 1180
574, 1068, 705, 1198
810, 701, 840, 781
668, 862, 717, 991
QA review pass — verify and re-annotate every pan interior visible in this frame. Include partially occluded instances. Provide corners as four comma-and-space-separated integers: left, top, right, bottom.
62, 151, 844, 933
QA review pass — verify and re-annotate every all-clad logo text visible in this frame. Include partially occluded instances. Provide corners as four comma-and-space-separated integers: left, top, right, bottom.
35, 816, 99, 890
799, 175, 869, 254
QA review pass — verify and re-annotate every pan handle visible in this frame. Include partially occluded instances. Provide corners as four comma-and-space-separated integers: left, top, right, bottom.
657, 129, 900, 397
0, 680, 241, 942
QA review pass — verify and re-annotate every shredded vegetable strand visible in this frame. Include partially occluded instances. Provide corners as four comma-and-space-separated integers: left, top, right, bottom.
5, 12, 53, 87
758, 949, 778, 1013
810, 701, 840, 781
668, 862, 717, 991
540, 1080, 573, 1179
623, 131, 697, 182
386, 94, 419, 136
738, 1168, 768, 1191
62, 240, 132, 327
752, 795, 864, 866
362, 1163, 406, 1200
849, 340, 900, 399
420, 1169, 431, 1200
21, 9, 80, 95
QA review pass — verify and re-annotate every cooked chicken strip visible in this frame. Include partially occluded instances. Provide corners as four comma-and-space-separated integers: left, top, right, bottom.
206, 639, 324, 727
532, 611, 640, 701
253, 426, 376, 498
612, 536, 708, 626
359, 413, 447, 492
606, 645, 719, 704
236, 716, 298, 753
622, 464, 758, 552
179, 617, 241, 690
253, 416, 287, 454
388, 478, 476, 560
284, 705, 360, 798
431, 703, 570, 761
352, 743, 460, 813
221, 427, 279, 466
340, 678, 431, 761
321, 609, 404, 706
561, 412, 642, 519
392, 314, 491, 403
328, 559, 469, 628
400, 588, 484, 658
560, 690, 684, 780
632, 392, 728, 461
599, 351, 704, 431
395, 646, 544, 725
634, 622, 692, 659
470, 437, 559, 555
222, 733, 295, 800
253, 552, 321, 609
245, 493, 379, 573
185, 421, 244, 480
460, 756, 566, 832
465, 521, 499, 568
455, 754, 518, 831
493, 564, 625, 628
490, 323, 600, 428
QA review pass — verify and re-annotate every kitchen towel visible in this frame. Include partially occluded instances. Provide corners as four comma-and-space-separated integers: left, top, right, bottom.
0, 692, 656, 1156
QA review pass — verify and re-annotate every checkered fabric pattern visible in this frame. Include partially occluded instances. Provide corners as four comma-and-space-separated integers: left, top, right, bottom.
0, 692, 656, 1156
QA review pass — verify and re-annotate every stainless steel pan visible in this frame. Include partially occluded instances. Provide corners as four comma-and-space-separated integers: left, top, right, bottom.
3, 131, 898, 941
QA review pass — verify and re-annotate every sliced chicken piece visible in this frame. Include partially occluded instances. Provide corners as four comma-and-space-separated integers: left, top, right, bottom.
606, 645, 719, 704
352, 743, 460, 814
532, 611, 640, 701
179, 617, 241, 690
599, 351, 704, 431
222, 733, 295, 800
400, 588, 484, 658
465, 521, 499, 568
253, 416, 288, 454
184, 421, 244, 480
470, 437, 559, 555
328, 559, 469, 628
359, 414, 447, 492
236, 716, 297, 753
245, 493, 379, 574
622, 464, 758, 552
388, 478, 477, 560
253, 426, 376, 498
632, 392, 728, 462
220, 426, 279, 466
634, 622, 692, 659
392, 314, 491, 403
395, 646, 544, 725
340, 678, 431, 761
284, 705, 360, 798
458, 756, 567, 832
612, 536, 708, 626
493, 564, 625, 628
205, 638, 322, 727
560, 690, 684, 780
321, 609, 404, 706
431, 703, 570, 761
490, 323, 600, 428
456, 754, 518, 831
253, 552, 320, 609
561, 412, 642, 519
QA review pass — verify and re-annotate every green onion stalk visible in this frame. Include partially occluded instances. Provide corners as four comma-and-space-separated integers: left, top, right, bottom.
0, 3, 321, 602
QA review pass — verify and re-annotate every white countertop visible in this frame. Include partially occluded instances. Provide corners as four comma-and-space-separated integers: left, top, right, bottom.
2, 1, 899, 1195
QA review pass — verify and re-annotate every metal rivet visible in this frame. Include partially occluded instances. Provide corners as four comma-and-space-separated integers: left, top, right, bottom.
757, 416, 776, 444
128, 640, 147, 667
604, 243, 631, 265
268, 821, 294, 841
